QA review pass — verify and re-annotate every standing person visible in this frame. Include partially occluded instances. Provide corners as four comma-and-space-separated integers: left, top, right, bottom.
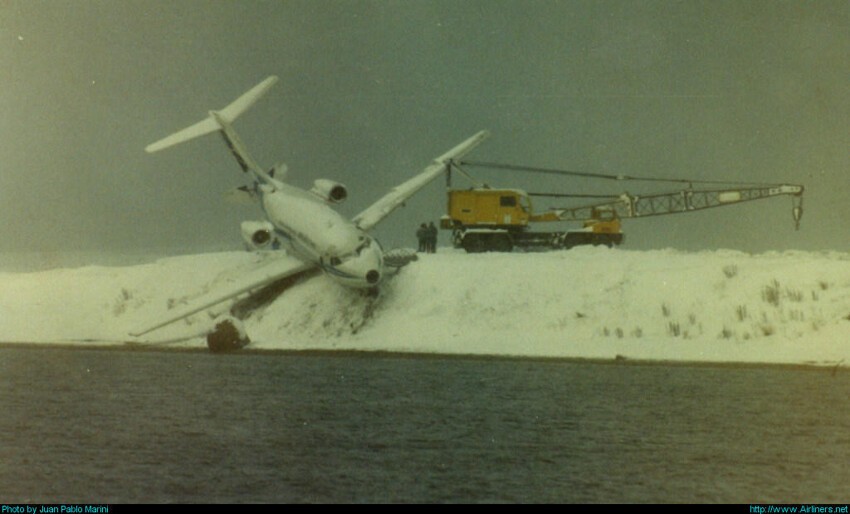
416, 223, 428, 252
427, 221, 438, 253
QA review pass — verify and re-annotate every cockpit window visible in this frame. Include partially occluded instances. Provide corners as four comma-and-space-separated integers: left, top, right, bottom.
337, 234, 376, 260
355, 238, 371, 255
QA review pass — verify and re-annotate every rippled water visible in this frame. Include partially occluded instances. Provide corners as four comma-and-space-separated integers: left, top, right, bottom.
1, 346, 847, 503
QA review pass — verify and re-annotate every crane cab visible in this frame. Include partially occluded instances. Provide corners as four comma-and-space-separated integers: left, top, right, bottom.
441, 189, 532, 229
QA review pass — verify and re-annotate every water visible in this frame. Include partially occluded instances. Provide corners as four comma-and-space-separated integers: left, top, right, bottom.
1, 346, 848, 503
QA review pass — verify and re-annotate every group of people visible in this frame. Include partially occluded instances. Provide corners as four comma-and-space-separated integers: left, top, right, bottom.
416, 222, 438, 253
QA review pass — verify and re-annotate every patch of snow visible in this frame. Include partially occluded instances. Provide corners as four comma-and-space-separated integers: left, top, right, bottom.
0, 247, 848, 366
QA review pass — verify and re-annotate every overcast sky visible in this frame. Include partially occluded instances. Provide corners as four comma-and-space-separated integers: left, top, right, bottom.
1, 0, 847, 264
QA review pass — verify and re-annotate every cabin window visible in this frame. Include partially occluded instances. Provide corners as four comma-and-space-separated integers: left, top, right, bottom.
500, 196, 517, 207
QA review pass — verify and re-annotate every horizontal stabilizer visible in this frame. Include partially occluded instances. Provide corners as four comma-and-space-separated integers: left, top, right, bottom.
145, 75, 279, 154
145, 117, 220, 153
219, 76, 279, 122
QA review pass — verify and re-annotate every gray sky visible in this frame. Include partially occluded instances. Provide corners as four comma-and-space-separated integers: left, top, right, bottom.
2, 0, 848, 263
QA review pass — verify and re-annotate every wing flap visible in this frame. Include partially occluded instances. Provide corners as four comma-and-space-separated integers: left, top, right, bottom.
129, 254, 313, 337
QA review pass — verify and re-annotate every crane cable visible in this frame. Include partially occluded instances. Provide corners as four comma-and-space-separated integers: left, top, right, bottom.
458, 160, 786, 188
527, 192, 621, 199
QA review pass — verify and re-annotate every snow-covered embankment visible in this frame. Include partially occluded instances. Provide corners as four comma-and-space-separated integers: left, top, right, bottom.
0, 247, 848, 365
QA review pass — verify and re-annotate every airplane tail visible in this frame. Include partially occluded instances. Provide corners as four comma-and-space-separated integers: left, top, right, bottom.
145, 76, 280, 176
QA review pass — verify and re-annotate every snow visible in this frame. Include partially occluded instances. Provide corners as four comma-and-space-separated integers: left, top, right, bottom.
1, 247, 849, 366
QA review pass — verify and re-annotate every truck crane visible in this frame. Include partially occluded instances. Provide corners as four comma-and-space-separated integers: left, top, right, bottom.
439, 160, 804, 253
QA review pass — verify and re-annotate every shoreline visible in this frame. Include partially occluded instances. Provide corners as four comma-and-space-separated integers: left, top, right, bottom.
1, 340, 845, 373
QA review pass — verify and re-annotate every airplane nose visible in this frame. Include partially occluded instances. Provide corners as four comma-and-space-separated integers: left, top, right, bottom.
366, 270, 380, 284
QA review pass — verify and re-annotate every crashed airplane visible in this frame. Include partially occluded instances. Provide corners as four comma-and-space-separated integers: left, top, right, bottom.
130, 76, 488, 350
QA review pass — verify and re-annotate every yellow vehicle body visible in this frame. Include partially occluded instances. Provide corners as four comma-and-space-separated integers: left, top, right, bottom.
441, 189, 623, 252
441, 189, 621, 235
441, 189, 532, 229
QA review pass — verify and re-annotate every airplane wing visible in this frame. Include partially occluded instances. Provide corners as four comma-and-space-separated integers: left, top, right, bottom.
129, 253, 314, 337
352, 130, 490, 231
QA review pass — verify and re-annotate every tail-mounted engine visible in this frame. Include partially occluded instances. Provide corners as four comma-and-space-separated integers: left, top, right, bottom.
310, 179, 348, 203
241, 220, 276, 250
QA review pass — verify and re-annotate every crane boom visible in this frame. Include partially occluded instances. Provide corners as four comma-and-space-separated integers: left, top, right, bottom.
543, 184, 804, 228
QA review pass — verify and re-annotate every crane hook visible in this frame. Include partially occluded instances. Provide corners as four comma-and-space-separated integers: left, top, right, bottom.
792, 196, 803, 230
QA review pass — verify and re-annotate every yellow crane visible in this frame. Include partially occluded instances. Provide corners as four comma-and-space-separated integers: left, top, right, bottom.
440, 160, 804, 253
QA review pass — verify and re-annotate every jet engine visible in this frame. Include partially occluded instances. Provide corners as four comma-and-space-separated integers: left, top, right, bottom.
241, 220, 276, 250
310, 179, 348, 203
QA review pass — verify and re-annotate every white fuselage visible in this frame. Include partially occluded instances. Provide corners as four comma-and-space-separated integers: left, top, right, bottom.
260, 183, 384, 288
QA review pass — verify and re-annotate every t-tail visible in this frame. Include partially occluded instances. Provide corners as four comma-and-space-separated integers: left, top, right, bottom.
145, 76, 280, 185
